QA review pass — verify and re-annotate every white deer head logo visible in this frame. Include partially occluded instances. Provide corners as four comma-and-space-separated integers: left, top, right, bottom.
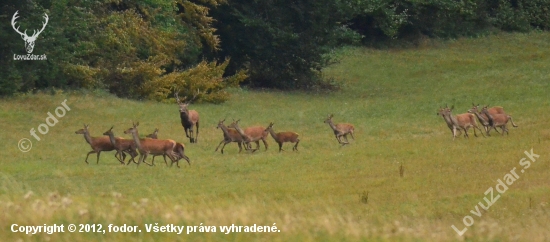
11, 11, 49, 54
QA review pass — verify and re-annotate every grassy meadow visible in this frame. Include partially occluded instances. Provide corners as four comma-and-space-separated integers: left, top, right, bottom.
1, 32, 550, 241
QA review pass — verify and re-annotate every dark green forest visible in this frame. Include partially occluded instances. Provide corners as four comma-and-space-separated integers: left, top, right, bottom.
1, 0, 548, 102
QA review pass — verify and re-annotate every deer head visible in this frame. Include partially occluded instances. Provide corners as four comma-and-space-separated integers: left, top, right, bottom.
175, 89, 200, 114
11, 11, 49, 53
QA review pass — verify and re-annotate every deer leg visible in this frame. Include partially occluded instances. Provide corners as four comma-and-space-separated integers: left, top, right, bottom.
167, 152, 179, 168
350, 132, 355, 140
127, 150, 137, 164
182, 154, 191, 165
293, 139, 300, 151
197, 122, 200, 143
189, 128, 194, 143
84, 151, 96, 164
143, 154, 154, 166
142, 153, 152, 166
278, 143, 283, 152
163, 154, 169, 166
237, 142, 243, 153
501, 125, 508, 136
262, 138, 268, 151
184, 127, 190, 138
220, 141, 231, 154
96, 151, 102, 164
215, 140, 224, 152
452, 126, 457, 140
114, 151, 123, 164
475, 125, 485, 137
344, 134, 350, 143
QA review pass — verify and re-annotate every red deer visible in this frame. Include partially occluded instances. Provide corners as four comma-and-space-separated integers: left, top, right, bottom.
324, 114, 355, 145
481, 106, 518, 136
75, 124, 116, 164
264, 122, 300, 152
437, 105, 484, 140
228, 119, 269, 152
146, 129, 190, 166
175, 91, 200, 143
145, 128, 159, 139
102, 126, 138, 165
470, 103, 508, 132
124, 122, 182, 168
437, 107, 462, 137
215, 119, 246, 154
467, 105, 503, 135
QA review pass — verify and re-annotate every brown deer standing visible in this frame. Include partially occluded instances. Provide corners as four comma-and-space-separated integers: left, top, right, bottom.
175, 91, 200, 143
75, 124, 116, 164
481, 106, 518, 136
437, 105, 485, 140
102, 126, 138, 165
264, 122, 300, 152
124, 122, 182, 168
146, 128, 191, 166
215, 119, 246, 154
324, 114, 355, 145
228, 119, 269, 152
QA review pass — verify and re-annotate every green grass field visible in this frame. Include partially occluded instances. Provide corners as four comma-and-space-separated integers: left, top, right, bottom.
1, 32, 549, 241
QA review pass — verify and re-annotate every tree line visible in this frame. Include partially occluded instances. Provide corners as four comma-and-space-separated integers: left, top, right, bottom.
1, 0, 548, 101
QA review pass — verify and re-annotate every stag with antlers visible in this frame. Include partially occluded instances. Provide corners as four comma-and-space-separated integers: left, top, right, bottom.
175, 90, 200, 143
11, 11, 49, 53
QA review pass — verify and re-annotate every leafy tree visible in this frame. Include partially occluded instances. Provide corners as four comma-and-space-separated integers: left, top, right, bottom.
211, 0, 361, 90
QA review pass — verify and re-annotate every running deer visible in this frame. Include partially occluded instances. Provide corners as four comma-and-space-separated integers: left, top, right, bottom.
437, 107, 462, 137
228, 119, 269, 152
324, 114, 355, 145
124, 122, 181, 168
467, 105, 501, 135
470, 103, 507, 131
481, 106, 518, 136
75, 124, 116, 164
215, 119, 246, 154
145, 128, 159, 139
437, 105, 485, 140
146, 129, 191, 166
264, 122, 300, 152
175, 91, 200, 143
102, 126, 138, 165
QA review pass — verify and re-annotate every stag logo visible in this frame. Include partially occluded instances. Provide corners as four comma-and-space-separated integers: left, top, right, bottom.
11, 10, 49, 54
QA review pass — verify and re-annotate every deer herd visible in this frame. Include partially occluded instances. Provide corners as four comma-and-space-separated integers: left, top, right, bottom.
438, 103, 518, 140
74, 91, 356, 168
73, 91, 518, 167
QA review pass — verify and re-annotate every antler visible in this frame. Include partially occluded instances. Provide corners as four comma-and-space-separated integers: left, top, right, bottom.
174, 91, 182, 104
11, 11, 25, 37
11, 11, 48, 39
